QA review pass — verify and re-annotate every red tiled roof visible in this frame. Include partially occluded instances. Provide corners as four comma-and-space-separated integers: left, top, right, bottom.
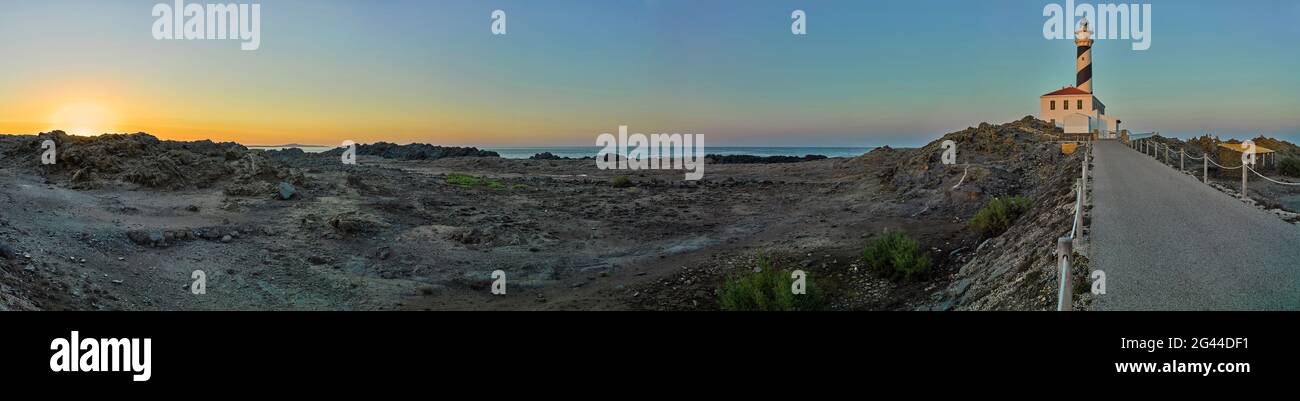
1041, 87, 1091, 96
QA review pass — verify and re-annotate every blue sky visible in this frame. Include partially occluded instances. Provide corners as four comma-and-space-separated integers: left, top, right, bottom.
1, 0, 1297, 146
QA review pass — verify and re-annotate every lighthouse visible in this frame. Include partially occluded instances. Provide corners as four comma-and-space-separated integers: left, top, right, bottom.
1075, 17, 1094, 93
1039, 17, 1119, 138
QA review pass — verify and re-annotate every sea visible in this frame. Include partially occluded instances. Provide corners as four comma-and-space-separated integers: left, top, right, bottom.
249, 146, 876, 159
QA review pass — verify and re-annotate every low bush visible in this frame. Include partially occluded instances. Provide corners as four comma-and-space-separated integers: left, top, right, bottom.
861, 231, 932, 281
446, 173, 481, 187
969, 196, 1033, 238
1280, 157, 1300, 177
447, 173, 512, 190
610, 175, 633, 188
719, 256, 823, 311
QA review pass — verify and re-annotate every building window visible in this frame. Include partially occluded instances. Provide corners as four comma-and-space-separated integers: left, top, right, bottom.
1050, 101, 1056, 110
1064, 100, 1069, 110
1077, 99, 1084, 110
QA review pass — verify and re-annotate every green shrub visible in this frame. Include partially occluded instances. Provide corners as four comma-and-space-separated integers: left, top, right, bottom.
719, 256, 823, 311
969, 196, 1033, 238
447, 174, 514, 190
1280, 157, 1300, 177
861, 231, 932, 281
446, 173, 481, 187
610, 175, 632, 188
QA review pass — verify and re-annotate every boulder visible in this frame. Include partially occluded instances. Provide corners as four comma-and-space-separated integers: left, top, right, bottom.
125, 230, 166, 247
328, 212, 387, 234
0, 241, 16, 259
278, 182, 297, 200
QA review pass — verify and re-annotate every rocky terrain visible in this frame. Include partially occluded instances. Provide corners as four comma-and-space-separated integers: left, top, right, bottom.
1, 117, 1085, 311
705, 154, 829, 164
319, 142, 499, 160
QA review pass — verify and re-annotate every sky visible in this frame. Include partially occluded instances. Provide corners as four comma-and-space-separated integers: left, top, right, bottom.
1, 0, 1298, 147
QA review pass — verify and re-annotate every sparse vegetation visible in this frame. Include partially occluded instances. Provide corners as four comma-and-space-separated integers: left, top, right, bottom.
610, 175, 632, 188
1280, 157, 1300, 177
969, 196, 1033, 238
447, 173, 511, 190
861, 231, 932, 281
446, 173, 481, 187
719, 255, 823, 311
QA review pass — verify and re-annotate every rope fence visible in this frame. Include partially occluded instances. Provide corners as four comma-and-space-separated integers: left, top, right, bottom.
1250, 165, 1300, 186
1130, 137, 1300, 196
1204, 155, 1240, 170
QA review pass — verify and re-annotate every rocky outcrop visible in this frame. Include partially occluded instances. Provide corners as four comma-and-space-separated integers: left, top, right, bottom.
871, 116, 1068, 218
528, 152, 568, 160
913, 117, 1090, 310
0, 131, 302, 192
705, 154, 828, 164
926, 155, 1088, 311
321, 142, 499, 161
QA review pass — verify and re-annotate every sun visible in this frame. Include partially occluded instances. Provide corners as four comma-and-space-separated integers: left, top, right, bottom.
50, 102, 117, 136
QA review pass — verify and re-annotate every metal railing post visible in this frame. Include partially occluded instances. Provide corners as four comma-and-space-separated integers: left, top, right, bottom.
1180, 149, 1185, 171
1203, 155, 1208, 184
1057, 237, 1074, 311
1073, 181, 1083, 239
1081, 145, 1088, 209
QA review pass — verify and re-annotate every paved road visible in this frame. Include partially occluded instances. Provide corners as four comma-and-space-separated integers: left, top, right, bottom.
1090, 140, 1300, 310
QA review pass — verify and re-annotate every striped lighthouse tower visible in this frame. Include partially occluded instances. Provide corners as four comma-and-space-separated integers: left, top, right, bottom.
1075, 17, 1094, 93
